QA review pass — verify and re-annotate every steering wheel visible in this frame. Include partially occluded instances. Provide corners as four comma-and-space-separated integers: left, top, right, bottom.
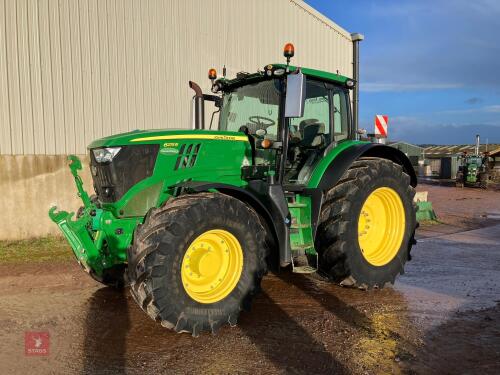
248, 116, 275, 129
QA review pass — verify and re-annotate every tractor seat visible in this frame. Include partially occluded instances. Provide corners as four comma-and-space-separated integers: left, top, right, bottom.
298, 120, 325, 148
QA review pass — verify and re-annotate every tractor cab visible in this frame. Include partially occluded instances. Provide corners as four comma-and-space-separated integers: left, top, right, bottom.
208, 61, 355, 190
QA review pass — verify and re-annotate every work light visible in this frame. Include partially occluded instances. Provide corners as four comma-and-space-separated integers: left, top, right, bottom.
211, 83, 221, 93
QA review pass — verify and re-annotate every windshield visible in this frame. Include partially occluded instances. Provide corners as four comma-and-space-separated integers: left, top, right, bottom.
219, 79, 281, 140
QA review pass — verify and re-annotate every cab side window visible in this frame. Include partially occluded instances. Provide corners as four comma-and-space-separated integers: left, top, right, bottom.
289, 80, 331, 148
332, 87, 349, 141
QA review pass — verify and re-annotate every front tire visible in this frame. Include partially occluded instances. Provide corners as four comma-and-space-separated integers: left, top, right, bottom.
128, 193, 268, 336
479, 173, 489, 189
89, 265, 127, 288
316, 158, 417, 289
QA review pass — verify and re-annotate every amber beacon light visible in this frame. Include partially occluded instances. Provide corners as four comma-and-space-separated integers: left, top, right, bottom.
208, 68, 217, 82
283, 43, 295, 59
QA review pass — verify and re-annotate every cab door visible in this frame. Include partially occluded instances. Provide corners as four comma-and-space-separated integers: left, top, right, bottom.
284, 80, 350, 185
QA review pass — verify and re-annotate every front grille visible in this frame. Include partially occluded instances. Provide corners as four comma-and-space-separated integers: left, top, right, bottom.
90, 145, 159, 203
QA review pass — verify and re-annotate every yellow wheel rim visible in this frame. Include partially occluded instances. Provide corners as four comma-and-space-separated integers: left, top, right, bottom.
358, 187, 406, 266
181, 229, 243, 304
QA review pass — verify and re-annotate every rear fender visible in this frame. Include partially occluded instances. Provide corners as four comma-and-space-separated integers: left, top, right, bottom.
313, 143, 417, 191
305, 143, 417, 237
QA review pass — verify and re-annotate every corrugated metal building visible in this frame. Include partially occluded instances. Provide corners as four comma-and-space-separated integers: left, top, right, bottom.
0, 0, 356, 240
424, 144, 500, 157
0, 0, 353, 155
423, 144, 500, 179
388, 141, 423, 169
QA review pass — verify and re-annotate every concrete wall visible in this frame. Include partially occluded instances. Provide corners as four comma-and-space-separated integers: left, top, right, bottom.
0, 155, 90, 240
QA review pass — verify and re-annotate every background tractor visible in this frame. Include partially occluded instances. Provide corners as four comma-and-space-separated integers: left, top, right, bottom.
456, 135, 493, 189
49, 44, 417, 336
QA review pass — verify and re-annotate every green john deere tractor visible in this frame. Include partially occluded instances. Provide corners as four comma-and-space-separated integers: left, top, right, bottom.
456, 135, 492, 189
49, 44, 417, 335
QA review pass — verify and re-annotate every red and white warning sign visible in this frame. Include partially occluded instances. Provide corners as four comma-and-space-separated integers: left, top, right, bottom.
375, 115, 388, 137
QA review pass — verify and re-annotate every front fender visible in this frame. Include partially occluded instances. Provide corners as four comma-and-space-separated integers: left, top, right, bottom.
172, 181, 291, 267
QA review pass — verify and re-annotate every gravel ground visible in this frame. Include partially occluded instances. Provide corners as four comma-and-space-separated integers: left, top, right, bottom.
0, 184, 499, 374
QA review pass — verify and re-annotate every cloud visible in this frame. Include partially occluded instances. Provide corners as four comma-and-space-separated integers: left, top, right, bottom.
439, 104, 500, 114
459, 0, 500, 15
358, 115, 500, 145
384, 117, 500, 144
486, 105, 500, 113
357, 0, 500, 90
362, 82, 462, 93
465, 97, 483, 105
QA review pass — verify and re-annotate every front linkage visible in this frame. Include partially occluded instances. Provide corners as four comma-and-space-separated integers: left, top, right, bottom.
49, 156, 137, 280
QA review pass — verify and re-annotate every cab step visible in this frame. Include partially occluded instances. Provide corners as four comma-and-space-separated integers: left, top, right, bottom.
291, 253, 318, 274
291, 244, 315, 253
291, 223, 310, 229
292, 265, 317, 274
288, 202, 307, 208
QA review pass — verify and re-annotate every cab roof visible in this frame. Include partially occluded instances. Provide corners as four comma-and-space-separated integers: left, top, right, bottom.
220, 64, 351, 89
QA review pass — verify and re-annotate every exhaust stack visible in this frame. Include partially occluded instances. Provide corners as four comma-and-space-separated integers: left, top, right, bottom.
351, 33, 364, 135
475, 134, 480, 155
189, 81, 204, 130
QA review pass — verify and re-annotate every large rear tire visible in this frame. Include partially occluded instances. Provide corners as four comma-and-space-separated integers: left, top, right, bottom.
127, 193, 268, 336
316, 158, 417, 289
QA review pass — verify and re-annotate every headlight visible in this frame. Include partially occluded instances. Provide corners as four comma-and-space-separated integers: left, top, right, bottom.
92, 147, 121, 163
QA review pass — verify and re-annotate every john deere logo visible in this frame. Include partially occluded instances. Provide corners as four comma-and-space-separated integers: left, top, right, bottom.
213, 135, 237, 141
160, 147, 179, 155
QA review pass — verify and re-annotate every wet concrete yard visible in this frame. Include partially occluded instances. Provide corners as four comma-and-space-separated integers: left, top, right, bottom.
0, 185, 499, 374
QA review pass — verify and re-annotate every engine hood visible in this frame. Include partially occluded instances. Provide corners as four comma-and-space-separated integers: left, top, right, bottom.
88, 129, 249, 149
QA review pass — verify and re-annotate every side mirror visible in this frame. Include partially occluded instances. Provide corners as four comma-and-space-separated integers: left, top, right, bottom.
284, 72, 306, 118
